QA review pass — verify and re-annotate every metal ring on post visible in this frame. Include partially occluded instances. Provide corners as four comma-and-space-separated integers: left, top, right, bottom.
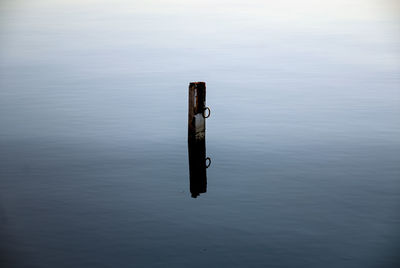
205, 157, 211, 168
203, 107, 211, 118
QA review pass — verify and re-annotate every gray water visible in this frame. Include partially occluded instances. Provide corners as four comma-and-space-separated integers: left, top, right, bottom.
0, 1, 399, 267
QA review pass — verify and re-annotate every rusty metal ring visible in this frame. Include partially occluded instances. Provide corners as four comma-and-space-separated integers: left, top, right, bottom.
205, 157, 211, 168
203, 107, 211, 118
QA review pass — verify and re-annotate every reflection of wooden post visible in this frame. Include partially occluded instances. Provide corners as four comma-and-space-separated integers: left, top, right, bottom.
188, 140, 207, 198
188, 82, 206, 141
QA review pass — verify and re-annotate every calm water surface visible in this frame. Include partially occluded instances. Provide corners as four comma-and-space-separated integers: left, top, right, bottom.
0, 1, 399, 267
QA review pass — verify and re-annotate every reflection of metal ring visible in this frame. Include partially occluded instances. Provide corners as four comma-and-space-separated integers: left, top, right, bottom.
203, 107, 211, 118
205, 157, 211, 168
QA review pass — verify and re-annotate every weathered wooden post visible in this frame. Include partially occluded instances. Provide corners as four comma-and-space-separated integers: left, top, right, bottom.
188, 82, 211, 198
188, 82, 210, 141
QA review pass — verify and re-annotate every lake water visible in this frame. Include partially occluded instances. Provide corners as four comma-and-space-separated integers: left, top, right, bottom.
0, 1, 399, 267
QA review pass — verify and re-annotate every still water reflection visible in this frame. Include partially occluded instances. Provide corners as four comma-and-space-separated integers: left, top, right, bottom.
188, 140, 210, 198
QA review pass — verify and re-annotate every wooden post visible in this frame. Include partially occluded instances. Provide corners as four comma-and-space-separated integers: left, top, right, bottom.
188, 82, 209, 141
188, 82, 211, 198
